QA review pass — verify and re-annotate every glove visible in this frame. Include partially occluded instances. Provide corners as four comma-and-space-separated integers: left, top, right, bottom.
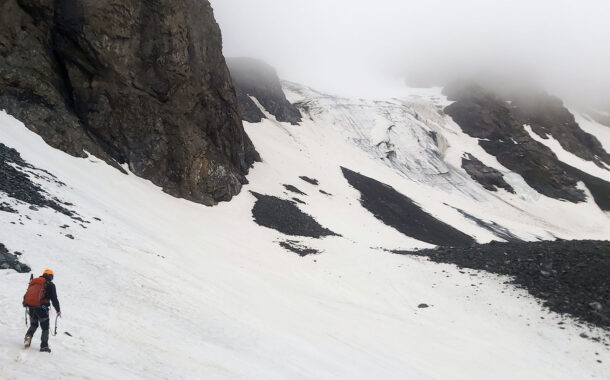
57, 311, 62, 318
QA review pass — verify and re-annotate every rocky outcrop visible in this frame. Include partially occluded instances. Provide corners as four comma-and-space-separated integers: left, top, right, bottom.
445, 82, 610, 210
1, 142, 76, 218
509, 91, 610, 167
461, 153, 515, 193
227, 57, 302, 125
444, 83, 586, 203
0, 0, 259, 205
0, 243, 30, 273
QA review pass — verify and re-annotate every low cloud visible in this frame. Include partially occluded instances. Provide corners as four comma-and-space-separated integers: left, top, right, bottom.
211, 0, 610, 106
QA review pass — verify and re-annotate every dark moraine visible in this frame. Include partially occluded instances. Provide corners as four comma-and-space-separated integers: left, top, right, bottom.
250, 192, 336, 238
395, 240, 610, 330
341, 167, 475, 247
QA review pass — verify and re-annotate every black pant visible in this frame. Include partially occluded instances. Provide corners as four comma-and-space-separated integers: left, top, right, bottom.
26, 305, 50, 348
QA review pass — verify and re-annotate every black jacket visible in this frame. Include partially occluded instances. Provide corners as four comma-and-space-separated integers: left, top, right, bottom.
42, 276, 61, 313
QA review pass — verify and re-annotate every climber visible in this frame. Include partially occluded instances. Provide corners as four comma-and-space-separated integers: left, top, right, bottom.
23, 269, 61, 352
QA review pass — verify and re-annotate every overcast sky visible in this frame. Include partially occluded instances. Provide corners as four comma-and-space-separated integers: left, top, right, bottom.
210, 0, 610, 104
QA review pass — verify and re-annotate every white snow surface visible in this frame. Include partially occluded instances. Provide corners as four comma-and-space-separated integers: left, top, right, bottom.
1, 82, 610, 380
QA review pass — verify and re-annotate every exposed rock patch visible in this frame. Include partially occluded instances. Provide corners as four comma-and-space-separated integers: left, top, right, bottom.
279, 240, 321, 256
341, 167, 475, 247
0, 243, 30, 273
299, 176, 319, 185
0, 202, 17, 213
0, 0, 258, 206
227, 57, 302, 125
251, 192, 336, 238
461, 153, 515, 193
395, 240, 610, 329
283, 184, 307, 196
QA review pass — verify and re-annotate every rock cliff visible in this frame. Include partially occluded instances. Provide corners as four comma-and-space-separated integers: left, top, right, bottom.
227, 57, 302, 125
0, 0, 258, 205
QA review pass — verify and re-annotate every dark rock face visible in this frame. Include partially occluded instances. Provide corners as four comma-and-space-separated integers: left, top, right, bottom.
395, 240, 610, 329
227, 57, 302, 125
510, 91, 610, 167
341, 167, 475, 247
559, 162, 610, 211
0, 0, 112, 164
445, 82, 610, 210
461, 153, 515, 193
444, 83, 585, 203
0, 243, 31, 273
0, 0, 259, 205
250, 192, 336, 238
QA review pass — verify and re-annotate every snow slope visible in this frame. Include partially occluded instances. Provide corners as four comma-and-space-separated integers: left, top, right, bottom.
1, 88, 609, 380
283, 82, 610, 241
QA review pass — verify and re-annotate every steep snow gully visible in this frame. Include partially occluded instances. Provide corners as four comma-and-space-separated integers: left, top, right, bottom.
1, 78, 610, 378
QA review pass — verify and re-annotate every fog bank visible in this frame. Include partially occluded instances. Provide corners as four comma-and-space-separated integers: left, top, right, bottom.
211, 0, 610, 106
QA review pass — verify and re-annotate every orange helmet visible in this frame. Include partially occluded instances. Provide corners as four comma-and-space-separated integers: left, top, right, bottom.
43, 269, 54, 276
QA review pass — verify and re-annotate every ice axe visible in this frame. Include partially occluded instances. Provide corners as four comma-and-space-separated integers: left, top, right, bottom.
52, 313, 60, 336
24, 273, 33, 327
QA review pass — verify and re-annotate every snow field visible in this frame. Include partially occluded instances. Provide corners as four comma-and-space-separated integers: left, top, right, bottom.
0, 105, 609, 380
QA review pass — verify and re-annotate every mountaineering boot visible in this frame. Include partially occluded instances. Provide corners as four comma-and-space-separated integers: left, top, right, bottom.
24, 335, 32, 348
40, 346, 51, 353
